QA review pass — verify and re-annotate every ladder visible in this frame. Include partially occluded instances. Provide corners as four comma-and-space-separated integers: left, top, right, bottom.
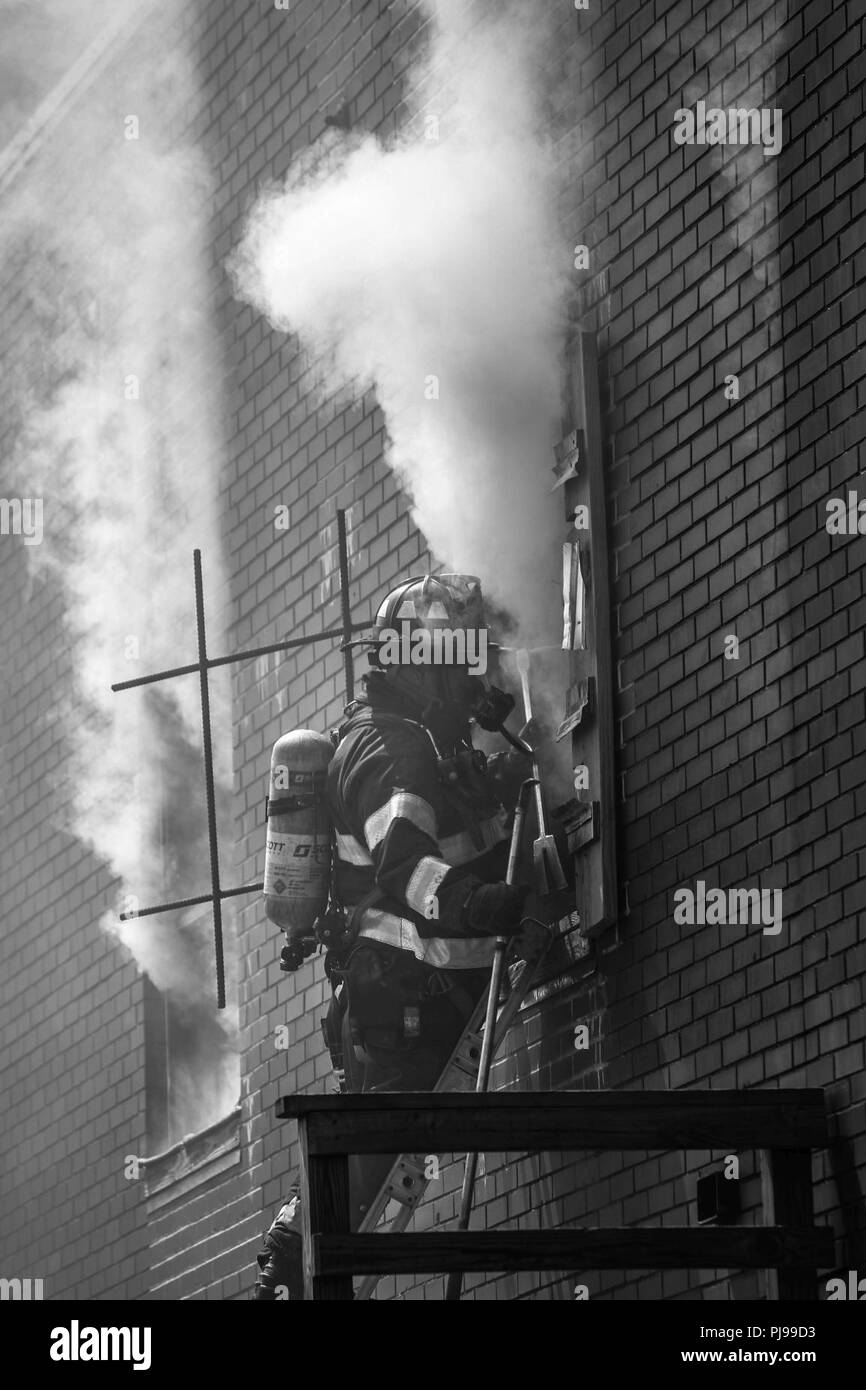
354, 917, 555, 1299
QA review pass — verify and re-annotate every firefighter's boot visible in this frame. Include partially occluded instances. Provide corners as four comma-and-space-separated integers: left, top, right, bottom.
252, 1196, 304, 1301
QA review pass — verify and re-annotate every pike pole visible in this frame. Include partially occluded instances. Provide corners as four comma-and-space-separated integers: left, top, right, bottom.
443, 777, 537, 1301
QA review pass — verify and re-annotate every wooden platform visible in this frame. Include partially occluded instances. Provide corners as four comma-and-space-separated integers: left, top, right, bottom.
276, 1089, 833, 1300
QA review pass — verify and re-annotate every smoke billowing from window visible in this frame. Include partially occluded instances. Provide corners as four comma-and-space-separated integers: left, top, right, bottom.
1, 0, 239, 1134
231, 0, 571, 649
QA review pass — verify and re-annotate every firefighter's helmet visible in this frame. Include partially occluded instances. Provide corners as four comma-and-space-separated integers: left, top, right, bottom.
347, 573, 515, 730
372, 573, 486, 646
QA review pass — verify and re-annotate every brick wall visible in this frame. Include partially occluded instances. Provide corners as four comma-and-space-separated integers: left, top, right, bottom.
497, 0, 865, 1300
212, 0, 865, 1302
448, 0, 866, 1302
1, 0, 863, 1302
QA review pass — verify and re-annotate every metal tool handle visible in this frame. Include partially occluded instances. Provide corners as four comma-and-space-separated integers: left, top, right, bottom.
474, 779, 534, 1089
515, 648, 567, 893
516, 648, 548, 830
444, 779, 536, 1301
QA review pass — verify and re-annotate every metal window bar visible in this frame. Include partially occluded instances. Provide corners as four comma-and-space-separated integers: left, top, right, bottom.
110, 507, 361, 1008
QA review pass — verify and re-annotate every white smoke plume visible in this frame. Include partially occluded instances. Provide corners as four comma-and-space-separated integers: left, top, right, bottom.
0, 0, 122, 146
231, 0, 570, 648
1, 0, 238, 1126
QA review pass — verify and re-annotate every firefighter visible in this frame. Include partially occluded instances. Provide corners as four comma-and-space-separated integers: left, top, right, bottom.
253, 573, 536, 1299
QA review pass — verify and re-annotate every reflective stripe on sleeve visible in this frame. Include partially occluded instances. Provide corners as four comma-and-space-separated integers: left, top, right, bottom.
404, 855, 451, 920
363, 791, 437, 851
438, 809, 509, 865
356, 908, 496, 970
334, 831, 373, 866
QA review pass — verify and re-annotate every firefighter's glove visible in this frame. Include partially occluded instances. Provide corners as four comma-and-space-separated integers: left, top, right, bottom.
461, 882, 529, 937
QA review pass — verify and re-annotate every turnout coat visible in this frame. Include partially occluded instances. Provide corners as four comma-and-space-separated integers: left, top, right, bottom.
327, 686, 517, 971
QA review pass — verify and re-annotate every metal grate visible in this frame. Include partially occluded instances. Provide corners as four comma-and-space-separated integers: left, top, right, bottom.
110, 508, 361, 1007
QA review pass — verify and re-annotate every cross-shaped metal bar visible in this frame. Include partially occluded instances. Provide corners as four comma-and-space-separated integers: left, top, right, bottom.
110, 508, 361, 1008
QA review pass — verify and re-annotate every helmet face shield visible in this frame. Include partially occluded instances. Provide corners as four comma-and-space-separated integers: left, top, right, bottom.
433, 574, 486, 630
